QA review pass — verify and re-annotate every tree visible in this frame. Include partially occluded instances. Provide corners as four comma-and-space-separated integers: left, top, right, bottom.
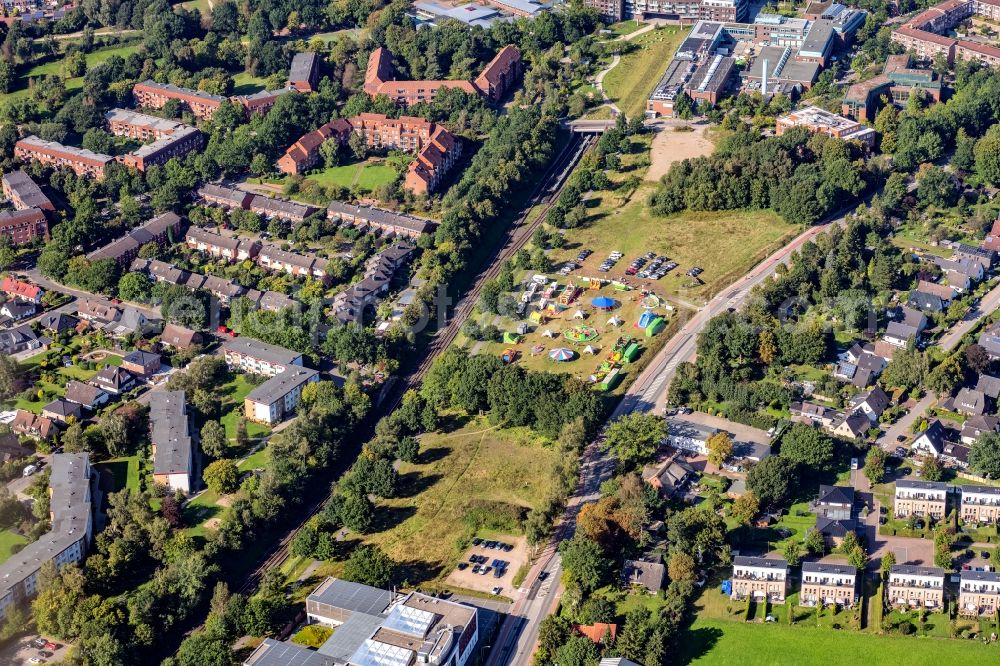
559, 536, 610, 594
0, 354, 22, 400
880, 346, 927, 392
706, 431, 733, 467
602, 413, 665, 471
976, 124, 1000, 186
342, 545, 394, 588
202, 459, 240, 495
728, 490, 759, 526
200, 421, 228, 459
805, 528, 825, 556
555, 635, 599, 666
920, 454, 944, 482
970, 432, 1000, 479
782, 539, 801, 566
966, 344, 992, 374
880, 551, 896, 578
779, 424, 834, 472
864, 446, 887, 487
746, 456, 796, 507
667, 552, 696, 583
926, 355, 964, 396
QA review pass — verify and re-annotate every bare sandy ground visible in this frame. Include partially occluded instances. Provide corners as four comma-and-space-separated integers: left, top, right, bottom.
646, 124, 714, 182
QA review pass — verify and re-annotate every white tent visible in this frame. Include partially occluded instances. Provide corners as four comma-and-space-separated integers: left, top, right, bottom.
607, 316, 623, 326
573, 309, 586, 320
542, 329, 555, 338
583, 345, 598, 355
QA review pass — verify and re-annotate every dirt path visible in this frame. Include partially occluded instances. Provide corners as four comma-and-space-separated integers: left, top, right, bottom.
646, 123, 714, 181
590, 22, 659, 116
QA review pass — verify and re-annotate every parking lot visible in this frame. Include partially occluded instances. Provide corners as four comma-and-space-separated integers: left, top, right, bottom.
0, 634, 70, 665
556, 248, 696, 287
444, 536, 528, 597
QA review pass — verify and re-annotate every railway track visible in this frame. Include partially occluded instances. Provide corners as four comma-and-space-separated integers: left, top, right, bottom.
233, 131, 594, 598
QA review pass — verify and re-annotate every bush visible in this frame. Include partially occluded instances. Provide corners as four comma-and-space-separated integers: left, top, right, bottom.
898, 621, 916, 635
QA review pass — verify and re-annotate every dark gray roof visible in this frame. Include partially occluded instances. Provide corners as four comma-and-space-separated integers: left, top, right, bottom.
896, 479, 948, 491
961, 485, 1000, 496
3, 169, 51, 208
817, 485, 855, 506
244, 639, 336, 666
801, 561, 856, 575
42, 399, 81, 418
223, 337, 301, 366
891, 564, 944, 577
733, 556, 787, 569
64, 381, 104, 406
815, 516, 856, 536
908, 291, 943, 313
976, 374, 1000, 399
124, 349, 161, 366
199, 183, 251, 206
289, 52, 318, 83
961, 570, 1000, 583
150, 390, 191, 475
306, 577, 394, 617
327, 201, 436, 235
39, 311, 78, 332
249, 194, 315, 219
246, 367, 319, 405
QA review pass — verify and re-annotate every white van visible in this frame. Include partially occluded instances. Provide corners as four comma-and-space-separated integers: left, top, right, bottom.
22, 464, 38, 477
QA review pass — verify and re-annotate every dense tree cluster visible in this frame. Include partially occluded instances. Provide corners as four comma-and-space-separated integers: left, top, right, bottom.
649, 126, 871, 224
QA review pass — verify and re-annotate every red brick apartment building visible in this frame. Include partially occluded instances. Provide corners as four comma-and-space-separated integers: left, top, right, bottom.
105, 109, 187, 141
2, 170, 53, 212
133, 80, 226, 120
0, 208, 48, 246
14, 136, 112, 179
105, 109, 203, 172
276, 119, 354, 175
404, 125, 462, 194
364, 45, 522, 106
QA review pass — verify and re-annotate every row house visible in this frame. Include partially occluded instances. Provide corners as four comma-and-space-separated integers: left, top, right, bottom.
198, 183, 253, 209
332, 243, 415, 325
244, 366, 320, 425
248, 194, 316, 223
0, 454, 96, 619
959, 570, 1000, 616
86, 212, 185, 266
0, 276, 43, 304
257, 246, 331, 282
133, 80, 226, 120
185, 227, 261, 262
15, 135, 112, 179
730, 556, 789, 603
960, 485, 1000, 525
799, 561, 857, 608
231, 89, 288, 116
222, 337, 303, 377
0, 207, 47, 246
326, 200, 435, 238
2, 169, 53, 211
888, 565, 946, 610
894, 480, 948, 519
364, 45, 521, 106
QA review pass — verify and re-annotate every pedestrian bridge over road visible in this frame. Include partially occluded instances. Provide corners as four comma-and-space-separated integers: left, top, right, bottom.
565, 119, 616, 133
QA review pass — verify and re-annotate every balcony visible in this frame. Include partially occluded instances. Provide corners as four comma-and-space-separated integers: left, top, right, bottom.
732, 572, 784, 582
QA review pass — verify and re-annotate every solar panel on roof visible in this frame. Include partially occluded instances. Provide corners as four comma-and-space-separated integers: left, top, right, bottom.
382, 602, 436, 637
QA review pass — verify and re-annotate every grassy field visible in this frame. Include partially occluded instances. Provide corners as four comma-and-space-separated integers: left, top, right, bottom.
679, 618, 1000, 665
232, 71, 270, 95
11, 42, 143, 99
302, 417, 559, 586
606, 20, 648, 37
96, 456, 141, 493
176, 0, 211, 13
550, 184, 799, 303
298, 159, 400, 192
603, 26, 687, 120
0, 530, 27, 565
7, 349, 122, 413
219, 375, 272, 441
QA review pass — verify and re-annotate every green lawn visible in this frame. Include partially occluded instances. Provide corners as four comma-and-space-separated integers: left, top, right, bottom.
550, 184, 799, 303
0, 530, 27, 565
238, 445, 270, 472
96, 456, 141, 493
10, 42, 143, 99
603, 26, 687, 120
219, 375, 272, 442
679, 618, 1000, 665
606, 20, 649, 37
232, 71, 269, 95
7, 350, 122, 413
298, 159, 399, 192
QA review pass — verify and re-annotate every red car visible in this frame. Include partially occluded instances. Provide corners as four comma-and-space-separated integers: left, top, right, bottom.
43, 642, 58, 651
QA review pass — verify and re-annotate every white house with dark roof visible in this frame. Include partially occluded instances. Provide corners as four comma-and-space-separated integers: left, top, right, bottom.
912, 420, 970, 468
223, 337, 303, 377
800, 561, 857, 608
959, 570, 1000, 616
730, 556, 788, 603
888, 565, 945, 610
244, 366, 319, 425
150, 391, 194, 493
893, 479, 948, 519
960, 485, 1000, 525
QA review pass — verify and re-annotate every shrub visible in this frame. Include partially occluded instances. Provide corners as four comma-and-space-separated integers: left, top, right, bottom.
898, 621, 916, 635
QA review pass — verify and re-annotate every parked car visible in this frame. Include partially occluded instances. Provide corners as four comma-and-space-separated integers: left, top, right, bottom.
22, 464, 38, 478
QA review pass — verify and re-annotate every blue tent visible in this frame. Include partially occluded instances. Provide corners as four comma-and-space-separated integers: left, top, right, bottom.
638, 311, 657, 329
721, 580, 732, 595
591, 296, 616, 310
